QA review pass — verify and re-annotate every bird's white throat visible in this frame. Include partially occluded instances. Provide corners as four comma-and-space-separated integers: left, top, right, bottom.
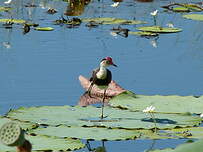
96, 66, 107, 79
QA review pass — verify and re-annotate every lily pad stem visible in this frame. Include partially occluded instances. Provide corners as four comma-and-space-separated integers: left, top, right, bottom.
149, 112, 157, 133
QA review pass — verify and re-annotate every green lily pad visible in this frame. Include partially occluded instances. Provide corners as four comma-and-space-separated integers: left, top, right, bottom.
31, 126, 203, 140
34, 27, 54, 31
109, 91, 203, 114
162, 3, 203, 12
82, 17, 146, 25
0, 7, 12, 12
30, 125, 140, 141
172, 7, 190, 12
129, 31, 159, 36
0, 134, 85, 151
150, 139, 203, 152
0, 19, 26, 24
183, 14, 203, 21
136, 26, 182, 33
6, 105, 201, 130
183, 4, 203, 12
164, 127, 203, 139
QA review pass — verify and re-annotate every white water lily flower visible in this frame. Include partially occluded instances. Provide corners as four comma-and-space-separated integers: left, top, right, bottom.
150, 10, 158, 16
143, 106, 155, 113
200, 113, 203, 118
4, 0, 12, 4
166, 23, 174, 28
111, 2, 120, 8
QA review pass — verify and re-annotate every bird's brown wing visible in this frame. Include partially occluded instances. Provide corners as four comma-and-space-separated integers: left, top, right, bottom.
89, 68, 100, 83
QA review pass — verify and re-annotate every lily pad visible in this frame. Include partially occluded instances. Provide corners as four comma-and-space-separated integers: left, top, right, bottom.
30, 125, 140, 141
136, 26, 182, 33
183, 14, 203, 21
0, 7, 12, 12
31, 126, 203, 140
162, 3, 203, 12
109, 91, 203, 114
129, 31, 159, 36
172, 7, 190, 12
82, 17, 146, 25
34, 27, 54, 31
164, 127, 203, 139
6, 105, 201, 129
0, 19, 26, 24
0, 134, 85, 151
150, 139, 203, 152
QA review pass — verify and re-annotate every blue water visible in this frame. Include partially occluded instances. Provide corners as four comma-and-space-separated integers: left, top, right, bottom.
0, 0, 203, 151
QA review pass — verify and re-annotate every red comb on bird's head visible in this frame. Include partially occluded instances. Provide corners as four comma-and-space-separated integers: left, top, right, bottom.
105, 57, 113, 63
105, 57, 117, 67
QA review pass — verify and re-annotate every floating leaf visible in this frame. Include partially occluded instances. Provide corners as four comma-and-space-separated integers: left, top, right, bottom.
137, 26, 182, 33
172, 7, 190, 12
0, 7, 12, 12
34, 27, 54, 31
150, 139, 203, 152
82, 17, 146, 25
129, 31, 159, 36
183, 14, 203, 21
162, 3, 203, 12
0, 134, 85, 151
6, 106, 201, 129
0, 19, 26, 24
164, 127, 203, 139
30, 126, 140, 141
109, 91, 203, 114
183, 4, 203, 12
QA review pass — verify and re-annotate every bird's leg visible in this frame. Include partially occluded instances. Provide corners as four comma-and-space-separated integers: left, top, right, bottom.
101, 89, 107, 119
87, 83, 93, 98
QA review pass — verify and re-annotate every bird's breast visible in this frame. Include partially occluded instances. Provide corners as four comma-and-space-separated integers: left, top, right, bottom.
96, 69, 107, 79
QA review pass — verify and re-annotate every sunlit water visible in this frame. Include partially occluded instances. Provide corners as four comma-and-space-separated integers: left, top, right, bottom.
0, 0, 202, 151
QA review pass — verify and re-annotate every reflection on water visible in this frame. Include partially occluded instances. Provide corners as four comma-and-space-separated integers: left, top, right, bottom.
65, 0, 91, 16
86, 140, 106, 152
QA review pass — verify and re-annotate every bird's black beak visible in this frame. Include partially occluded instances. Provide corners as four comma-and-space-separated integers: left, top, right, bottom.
112, 63, 117, 67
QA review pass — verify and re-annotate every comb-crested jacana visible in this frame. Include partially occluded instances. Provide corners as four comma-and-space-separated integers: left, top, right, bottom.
88, 57, 117, 119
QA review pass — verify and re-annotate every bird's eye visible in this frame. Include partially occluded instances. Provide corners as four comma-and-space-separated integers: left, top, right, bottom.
106, 60, 110, 64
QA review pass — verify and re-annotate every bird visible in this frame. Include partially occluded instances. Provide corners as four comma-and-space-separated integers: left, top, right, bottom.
88, 57, 117, 119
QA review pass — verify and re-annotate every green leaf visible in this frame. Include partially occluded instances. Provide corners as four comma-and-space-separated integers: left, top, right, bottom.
136, 26, 182, 33
0, 7, 12, 12
183, 14, 203, 21
0, 19, 26, 24
172, 7, 190, 12
6, 106, 201, 129
164, 127, 203, 139
129, 31, 159, 36
109, 91, 203, 114
0, 135, 85, 151
183, 4, 203, 12
27, 135, 85, 151
82, 17, 147, 25
30, 125, 140, 141
34, 27, 54, 31
150, 139, 203, 152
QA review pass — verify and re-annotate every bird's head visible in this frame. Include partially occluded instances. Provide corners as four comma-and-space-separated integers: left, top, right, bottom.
100, 57, 117, 67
